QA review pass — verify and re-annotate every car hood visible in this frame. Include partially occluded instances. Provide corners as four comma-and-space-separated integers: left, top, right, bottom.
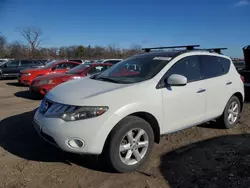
46, 77, 134, 105
21, 67, 46, 73
34, 73, 72, 81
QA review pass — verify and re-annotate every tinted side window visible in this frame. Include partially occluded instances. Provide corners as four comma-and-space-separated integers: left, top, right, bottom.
108, 60, 120, 65
200, 56, 224, 79
88, 67, 102, 75
95, 65, 108, 72
20, 60, 34, 67
218, 57, 231, 73
33, 61, 43, 66
6, 60, 19, 67
165, 56, 201, 82
54, 63, 68, 69
68, 63, 79, 68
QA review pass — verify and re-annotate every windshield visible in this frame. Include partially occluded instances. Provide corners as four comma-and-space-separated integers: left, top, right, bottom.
66, 64, 90, 74
94, 54, 172, 84
94, 60, 104, 63
0, 60, 6, 66
42, 60, 59, 68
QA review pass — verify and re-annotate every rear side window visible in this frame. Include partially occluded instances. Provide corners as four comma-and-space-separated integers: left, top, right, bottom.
218, 57, 231, 73
200, 56, 224, 79
165, 56, 201, 82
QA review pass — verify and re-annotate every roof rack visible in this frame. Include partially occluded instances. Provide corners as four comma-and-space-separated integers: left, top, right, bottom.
142, 45, 200, 52
203, 48, 227, 54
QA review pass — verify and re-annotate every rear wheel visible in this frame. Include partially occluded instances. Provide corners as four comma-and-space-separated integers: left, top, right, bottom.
218, 96, 241, 129
104, 116, 154, 172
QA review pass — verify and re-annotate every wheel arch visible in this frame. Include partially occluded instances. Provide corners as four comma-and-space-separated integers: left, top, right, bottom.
232, 92, 244, 112
104, 111, 161, 149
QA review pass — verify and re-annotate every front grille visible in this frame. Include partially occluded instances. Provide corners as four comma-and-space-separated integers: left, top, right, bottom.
39, 99, 53, 114
39, 98, 77, 117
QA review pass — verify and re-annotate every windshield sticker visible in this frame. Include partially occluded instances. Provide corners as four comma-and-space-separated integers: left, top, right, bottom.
153, 57, 172, 61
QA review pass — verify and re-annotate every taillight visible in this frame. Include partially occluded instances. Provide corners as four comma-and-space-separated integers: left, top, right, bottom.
240, 75, 245, 83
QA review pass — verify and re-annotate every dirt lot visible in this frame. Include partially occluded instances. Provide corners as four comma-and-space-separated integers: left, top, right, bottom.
1, 79, 250, 188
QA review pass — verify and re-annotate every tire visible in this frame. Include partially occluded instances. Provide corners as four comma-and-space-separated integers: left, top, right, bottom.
218, 96, 241, 129
104, 116, 154, 173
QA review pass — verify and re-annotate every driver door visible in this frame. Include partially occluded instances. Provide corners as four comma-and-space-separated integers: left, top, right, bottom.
160, 55, 206, 134
51, 62, 71, 74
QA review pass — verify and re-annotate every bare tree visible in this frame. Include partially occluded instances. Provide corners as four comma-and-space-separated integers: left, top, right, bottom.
8, 41, 28, 59
19, 27, 43, 58
0, 35, 7, 58
130, 44, 142, 51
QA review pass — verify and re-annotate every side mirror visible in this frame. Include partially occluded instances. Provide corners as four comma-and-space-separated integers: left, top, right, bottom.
165, 74, 187, 86
3, 64, 7, 68
51, 67, 56, 71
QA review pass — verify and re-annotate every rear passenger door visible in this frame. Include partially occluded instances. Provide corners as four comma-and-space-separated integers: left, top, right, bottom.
199, 55, 231, 119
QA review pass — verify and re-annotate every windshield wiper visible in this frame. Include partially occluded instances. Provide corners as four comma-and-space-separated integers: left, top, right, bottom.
96, 76, 120, 83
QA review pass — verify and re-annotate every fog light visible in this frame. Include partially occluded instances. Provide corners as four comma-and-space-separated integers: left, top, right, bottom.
68, 139, 84, 148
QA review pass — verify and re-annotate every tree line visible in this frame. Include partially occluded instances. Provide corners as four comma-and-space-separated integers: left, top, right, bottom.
0, 27, 142, 60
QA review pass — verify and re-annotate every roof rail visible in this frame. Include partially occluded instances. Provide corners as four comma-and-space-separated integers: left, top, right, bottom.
203, 48, 227, 54
142, 45, 200, 52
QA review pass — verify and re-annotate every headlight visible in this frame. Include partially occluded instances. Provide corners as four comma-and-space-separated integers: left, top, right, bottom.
61, 106, 109, 121
23, 73, 31, 76
38, 79, 54, 85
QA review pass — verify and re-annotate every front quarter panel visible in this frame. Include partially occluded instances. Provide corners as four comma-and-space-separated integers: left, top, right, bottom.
92, 94, 163, 153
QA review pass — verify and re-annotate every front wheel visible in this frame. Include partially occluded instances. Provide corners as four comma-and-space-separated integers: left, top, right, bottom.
218, 96, 241, 129
104, 116, 154, 173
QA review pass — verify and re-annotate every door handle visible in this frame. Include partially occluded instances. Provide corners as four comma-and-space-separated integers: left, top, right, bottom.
197, 89, 206, 93
226, 82, 232, 85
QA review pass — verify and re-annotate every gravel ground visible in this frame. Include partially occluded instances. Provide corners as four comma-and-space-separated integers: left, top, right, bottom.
1, 79, 250, 188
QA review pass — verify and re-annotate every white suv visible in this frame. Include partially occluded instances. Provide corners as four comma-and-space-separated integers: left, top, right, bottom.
33, 45, 244, 172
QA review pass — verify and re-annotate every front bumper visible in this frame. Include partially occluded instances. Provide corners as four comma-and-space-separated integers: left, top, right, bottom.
19, 75, 32, 85
29, 84, 54, 95
33, 109, 110, 154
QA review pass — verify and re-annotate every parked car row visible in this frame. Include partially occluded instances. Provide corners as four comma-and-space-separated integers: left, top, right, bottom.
29, 63, 113, 95
0, 58, 123, 95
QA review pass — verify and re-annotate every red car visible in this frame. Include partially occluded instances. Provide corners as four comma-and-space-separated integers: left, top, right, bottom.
29, 63, 113, 95
18, 60, 81, 85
